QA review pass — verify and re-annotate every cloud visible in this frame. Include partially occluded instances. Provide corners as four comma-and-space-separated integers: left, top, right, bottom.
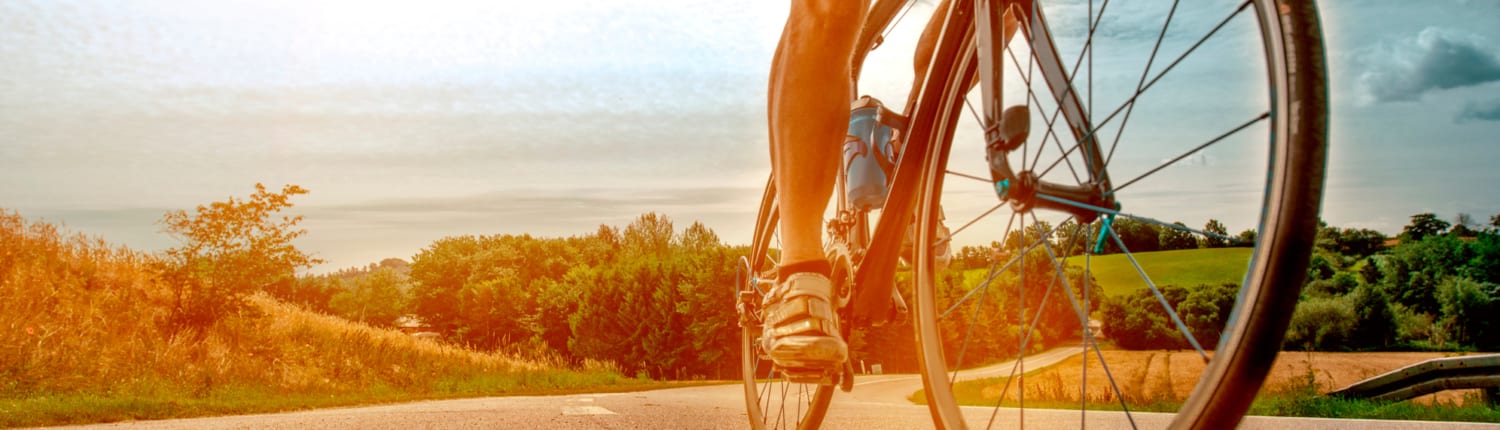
1356, 28, 1500, 103
1457, 98, 1500, 123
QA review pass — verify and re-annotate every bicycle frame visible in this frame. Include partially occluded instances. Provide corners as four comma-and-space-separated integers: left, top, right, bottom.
843, 0, 1110, 324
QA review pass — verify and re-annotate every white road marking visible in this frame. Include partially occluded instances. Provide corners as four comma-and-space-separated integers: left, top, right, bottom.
561, 406, 617, 416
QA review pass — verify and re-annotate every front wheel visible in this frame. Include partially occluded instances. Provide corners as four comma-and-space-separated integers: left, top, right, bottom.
902, 0, 1328, 428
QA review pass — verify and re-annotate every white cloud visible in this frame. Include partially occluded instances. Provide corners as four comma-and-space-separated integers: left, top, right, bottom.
1354, 27, 1500, 104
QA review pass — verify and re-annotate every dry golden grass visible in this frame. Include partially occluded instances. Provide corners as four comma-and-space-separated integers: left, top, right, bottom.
962, 349, 1476, 406
0, 211, 642, 427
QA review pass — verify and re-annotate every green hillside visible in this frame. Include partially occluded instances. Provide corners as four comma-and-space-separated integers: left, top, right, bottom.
1067, 248, 1253, 296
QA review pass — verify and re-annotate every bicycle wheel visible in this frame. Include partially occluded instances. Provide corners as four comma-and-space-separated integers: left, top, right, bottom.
738, 179, 836, 430
897, 0, 1327, 428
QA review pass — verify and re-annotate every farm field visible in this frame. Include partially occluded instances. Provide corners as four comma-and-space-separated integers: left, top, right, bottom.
949, 350, 1480, 407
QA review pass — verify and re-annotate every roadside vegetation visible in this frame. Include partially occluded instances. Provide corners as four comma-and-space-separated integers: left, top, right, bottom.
925, 350, 1500, 423
0, 186, 667, 428
4, 180, 1496, 425
930, 212, 1500, 421
1096, 213, 1500, 353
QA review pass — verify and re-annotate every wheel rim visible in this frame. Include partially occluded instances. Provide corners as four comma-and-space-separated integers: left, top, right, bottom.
873, 0, 1326, 429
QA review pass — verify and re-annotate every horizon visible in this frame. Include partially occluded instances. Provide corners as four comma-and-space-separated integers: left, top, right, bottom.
4, 1, 1499, 272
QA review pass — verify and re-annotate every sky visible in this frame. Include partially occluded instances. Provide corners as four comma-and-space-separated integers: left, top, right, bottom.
2, 0, 1499, 272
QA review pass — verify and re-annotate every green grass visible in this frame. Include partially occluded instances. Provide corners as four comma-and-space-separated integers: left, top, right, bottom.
1065, 248, 1253, 296
1250, 392, 1500, 422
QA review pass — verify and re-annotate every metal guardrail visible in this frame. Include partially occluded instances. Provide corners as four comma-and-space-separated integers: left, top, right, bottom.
1327, 354, 1500, 406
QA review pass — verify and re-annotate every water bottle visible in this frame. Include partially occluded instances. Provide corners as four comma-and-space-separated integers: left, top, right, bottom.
844, 97, 899, 211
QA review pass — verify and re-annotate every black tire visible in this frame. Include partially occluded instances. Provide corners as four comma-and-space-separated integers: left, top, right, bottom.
901, 1, 1328, 429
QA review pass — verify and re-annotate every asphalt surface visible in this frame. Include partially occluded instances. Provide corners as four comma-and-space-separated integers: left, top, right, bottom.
29, 347, 1500, 430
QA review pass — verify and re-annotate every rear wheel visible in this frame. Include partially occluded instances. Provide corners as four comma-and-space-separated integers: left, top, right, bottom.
901, 0, 1328, 428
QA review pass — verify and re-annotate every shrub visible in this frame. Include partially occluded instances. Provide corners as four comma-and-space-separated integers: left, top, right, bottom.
1100, 283, 1235, 350
1284, 295, 1356, 351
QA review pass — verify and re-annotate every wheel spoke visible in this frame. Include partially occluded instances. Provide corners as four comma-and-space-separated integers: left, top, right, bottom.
940, 214, 1058, 319
1044, 0, 1254, 182
1099, 0, 1183, 177
947, 169, 993, 184
938, 203, 1006, 249
1037, 235, 1140, 429
1107, 112, 1269, 196
1106, 228, 1210, 361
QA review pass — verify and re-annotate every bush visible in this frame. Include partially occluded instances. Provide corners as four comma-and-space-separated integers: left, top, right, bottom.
1284, 295, 1356, 351
1436, 277, 1496, 347
1100, 283, 1235, 350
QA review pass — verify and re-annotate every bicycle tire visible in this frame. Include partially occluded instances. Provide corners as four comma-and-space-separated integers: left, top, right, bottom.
901, 1, 1328, 429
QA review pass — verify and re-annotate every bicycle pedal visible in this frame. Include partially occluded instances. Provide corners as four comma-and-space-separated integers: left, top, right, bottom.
782, 367, 837, 385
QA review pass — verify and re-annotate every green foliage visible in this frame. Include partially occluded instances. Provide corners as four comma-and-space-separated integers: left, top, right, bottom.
1347, 284, 1395, 349
1095, 218, 1160, 254
1306, 252, 1335, 281
154, 183, 321, 329
328, 267, 408, 327
1250, 390, 1500, 423
933, 248, 1103, 368
1316, 224, 1386, 258
1157, 222, 1198, 251
1435, 277, 1496, 346
1235, 229, 1257, 247
1100, 283, 1235, 350
1200, 219, 1229, 248
1401, 213, 1450, 242
1284, 295, 1356, 351
402, 213, 739, 380
1296, 218, 1500, 352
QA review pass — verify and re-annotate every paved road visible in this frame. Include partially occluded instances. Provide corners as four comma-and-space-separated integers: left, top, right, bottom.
32, 348, 1500, 430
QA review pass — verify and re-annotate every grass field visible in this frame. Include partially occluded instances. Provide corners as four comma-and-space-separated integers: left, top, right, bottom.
937, 350, 1500, 422
1065, 248, 1254, 296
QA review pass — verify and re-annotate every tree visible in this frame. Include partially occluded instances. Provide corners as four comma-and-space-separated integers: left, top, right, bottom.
1335, 228, 1387, 258
156, 183, 320, 329
1284, 295, 1356, 351
1401, 213, 1449, 242
1491, 213, 1500, 231
1095, 218, 1160, 254
1201, 219, 1229, 248
328, 267, 408, 327
1348, 284, 1395, 349
1451, 213, 1478, 238
1235, 229, 1257, 247
1436, 277, 1494, 346
1158, 222, 1198, 251
623, 213, 674, 257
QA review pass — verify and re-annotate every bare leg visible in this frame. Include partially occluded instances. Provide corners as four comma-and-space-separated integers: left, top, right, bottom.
910, 0, 1018, 102
769, 0, 869, 268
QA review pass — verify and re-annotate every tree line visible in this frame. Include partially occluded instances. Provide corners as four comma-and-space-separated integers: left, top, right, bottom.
165, 185, 1499, 380
1101, 212, 1500, 352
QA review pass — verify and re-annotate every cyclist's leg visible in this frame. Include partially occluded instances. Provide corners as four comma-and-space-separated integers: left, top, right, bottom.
764, 0, 868, 372
769, 0, 867, 269
911, 0, 1017, 100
